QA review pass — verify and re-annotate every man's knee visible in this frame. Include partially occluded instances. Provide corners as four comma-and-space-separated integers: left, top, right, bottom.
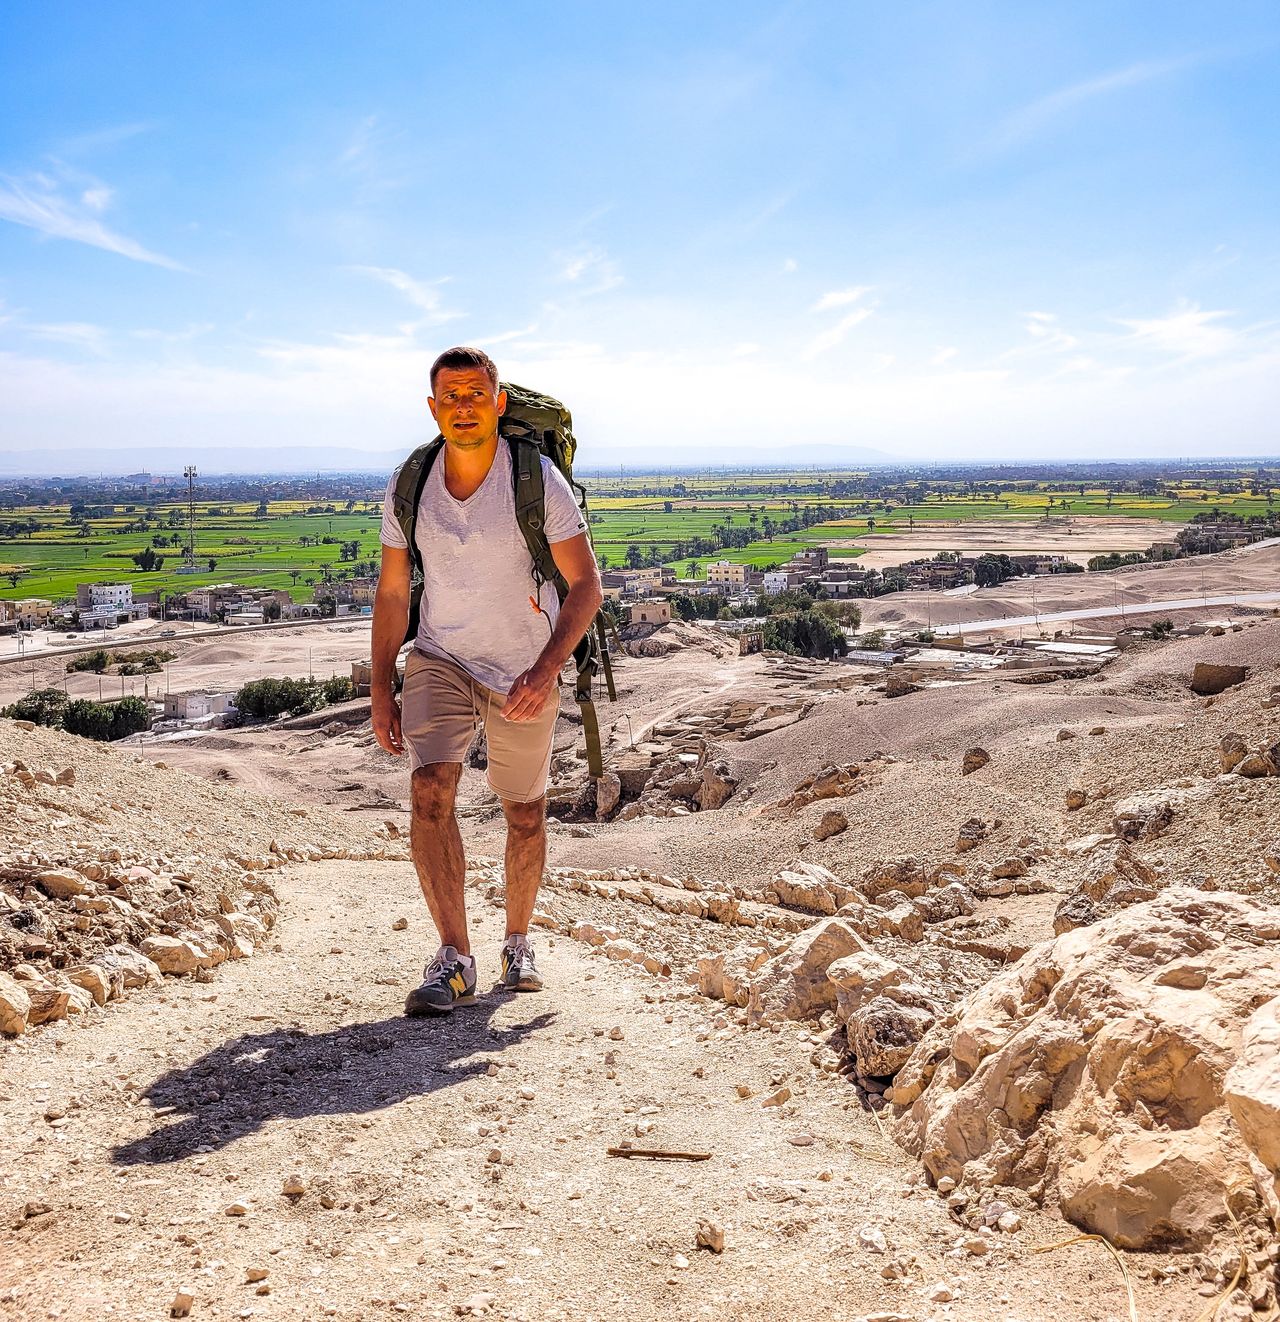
412, 764, 460, 823
502, 795, 545, 838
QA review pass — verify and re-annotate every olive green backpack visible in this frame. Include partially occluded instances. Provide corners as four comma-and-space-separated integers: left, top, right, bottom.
389, 383, 616, 778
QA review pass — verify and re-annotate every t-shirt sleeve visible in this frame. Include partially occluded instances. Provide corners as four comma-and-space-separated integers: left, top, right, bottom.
541, 459, 589, 544
379, 473, 409, 549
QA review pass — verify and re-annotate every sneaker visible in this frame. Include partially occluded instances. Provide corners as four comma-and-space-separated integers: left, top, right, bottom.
500, 934, 543, 992
404, 945, 476, 1017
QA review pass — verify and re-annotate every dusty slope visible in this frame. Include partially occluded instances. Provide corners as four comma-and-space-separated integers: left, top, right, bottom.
0, 859, 1202, 1322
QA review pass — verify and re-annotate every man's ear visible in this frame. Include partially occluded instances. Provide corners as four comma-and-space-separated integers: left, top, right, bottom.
496, 388, 508, 416
427, 395, 438, 423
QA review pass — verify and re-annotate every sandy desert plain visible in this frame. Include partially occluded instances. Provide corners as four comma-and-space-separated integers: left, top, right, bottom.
2, 518, 1280, 1322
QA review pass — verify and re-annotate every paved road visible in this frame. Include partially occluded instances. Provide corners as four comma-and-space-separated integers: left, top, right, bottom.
933, 591, 1280, 636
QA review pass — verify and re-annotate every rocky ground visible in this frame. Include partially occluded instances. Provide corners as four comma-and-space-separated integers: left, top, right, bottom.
2, 610, 1280, 1320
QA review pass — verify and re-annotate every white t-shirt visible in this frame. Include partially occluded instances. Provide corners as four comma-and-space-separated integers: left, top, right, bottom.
380, 441, 588, 694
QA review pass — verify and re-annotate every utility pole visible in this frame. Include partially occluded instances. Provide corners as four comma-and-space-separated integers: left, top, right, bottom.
182, 466, 198, 572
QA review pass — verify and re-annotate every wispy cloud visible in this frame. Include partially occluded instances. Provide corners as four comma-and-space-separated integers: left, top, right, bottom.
781, 257, 798, 274
987, 54, 1198, 152
28, 322, 109, 354
812, 285, 870, 313
0, 171, 183, 269
349, 265, 459, 328
802, 307, 873, 360
1114, 300, 1247, 360
930, 346, 958, 366
1023, 310, 1078, 352
556, 246, 623, 295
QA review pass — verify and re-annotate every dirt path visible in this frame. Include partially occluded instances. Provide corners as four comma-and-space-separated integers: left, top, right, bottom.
1, 860, 1198, 1322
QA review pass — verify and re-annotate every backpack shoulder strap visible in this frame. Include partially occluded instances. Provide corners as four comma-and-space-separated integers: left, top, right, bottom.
391, 438, 444, 572
508, 437, 565, 596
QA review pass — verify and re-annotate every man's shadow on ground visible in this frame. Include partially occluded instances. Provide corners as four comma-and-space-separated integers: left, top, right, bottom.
111, 997, 556, 1167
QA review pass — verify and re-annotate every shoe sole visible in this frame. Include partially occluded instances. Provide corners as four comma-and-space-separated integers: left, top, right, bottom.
404, 992, 477, 1018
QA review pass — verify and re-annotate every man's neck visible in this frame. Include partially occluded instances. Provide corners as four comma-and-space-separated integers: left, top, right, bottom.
442, 432, 500, 500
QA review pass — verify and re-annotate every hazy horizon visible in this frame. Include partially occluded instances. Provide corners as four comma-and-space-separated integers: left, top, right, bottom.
2, 3, 1278, 466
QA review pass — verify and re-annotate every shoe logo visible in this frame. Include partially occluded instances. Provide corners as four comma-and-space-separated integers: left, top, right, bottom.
448, 972, 468, 996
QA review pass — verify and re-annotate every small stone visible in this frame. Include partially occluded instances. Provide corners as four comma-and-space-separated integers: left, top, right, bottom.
1065, 788, 1087, 811
787, 1132, 815, 1146
245, 1267, 268, 1283
486, 1148, 502, 1164
224, 1202, 249, 1217
996, 1210, 1022, 1234
112, 1210, 132, 1224
458, 1291, 496, 1316
170, 1291, 194, 1318
672, 1253, 690, 1269
858, 1225, 888, 1254
928, 1283, 954, 1303
518, 1086, 535, 1101
761, 1086, 791, 1108
391, 917, 409, 931
734, 1084, 753, 1099
695, 1220, 725, 1254
607, 1026, 624, 1041
961, 748, 990, 775
282, 1174, 305, 1198
964, 1236, 989, 1256
935, 1176, 956, 1194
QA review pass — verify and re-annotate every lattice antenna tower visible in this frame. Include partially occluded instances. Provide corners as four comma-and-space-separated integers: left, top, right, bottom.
183, 465, 198, 569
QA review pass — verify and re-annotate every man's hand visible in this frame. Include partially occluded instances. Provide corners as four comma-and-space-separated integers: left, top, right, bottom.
372, 689, 405, 755
501, 664, 558, 723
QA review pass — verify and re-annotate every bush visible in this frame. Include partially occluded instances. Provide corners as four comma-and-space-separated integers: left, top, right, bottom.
813, 599, 862, 628
320, 675, 355, 704
110, 696, 151, 740
234, 676, 326, 720
67, 649, 110, 674
2, 688, 68, 727
858, 629, 886, 650
62, 698, 115, 741
1146, 619, 1175, 639
915, 629, 935, 643
763, 611, 848, 659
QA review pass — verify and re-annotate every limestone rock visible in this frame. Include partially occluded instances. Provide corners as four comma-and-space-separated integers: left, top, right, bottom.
748, 917, 866, 1024
1065, 788, 1087, 811
0, 972, 31, 1035
1219, 733, 1249, 774
1191, 661, 1249, 696
26, 986, 70, 1025
141, 935, 208, 976
1053, 842, 1159, 936
955, 818, 987, 852
695, 759, 738, 810
892, 889, 1280, 1249
37, 869, 89, 899
961, 748, 990, 775
1224, 996, 1280, 1185
1112, 792, 1173, 842
695, 1220, 726, 1253
65, 964, 111, 1006
991, 857, 1028, 880
849, 998, 937, 1078
696, 945, 770, 1007
827, 951, 906, 1023
814, 810, 848, 842
771, 862, 845, 915
99, 944, 163, 989
860, 857, 928, 901
595, 771, 622, 820
1237, 752, 1276, 778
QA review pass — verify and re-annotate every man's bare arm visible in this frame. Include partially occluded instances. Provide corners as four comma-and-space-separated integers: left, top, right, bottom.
370, 544, 412, 754
501, 532, 604, 722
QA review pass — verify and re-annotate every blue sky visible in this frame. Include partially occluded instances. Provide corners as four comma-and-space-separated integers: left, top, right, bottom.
1, 1, 1278, 470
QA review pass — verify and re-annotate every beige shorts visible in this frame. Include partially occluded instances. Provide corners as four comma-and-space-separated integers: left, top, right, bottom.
400, 649, 557, 803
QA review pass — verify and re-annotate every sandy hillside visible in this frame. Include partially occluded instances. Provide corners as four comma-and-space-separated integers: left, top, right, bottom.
3, 607, 1280, 1321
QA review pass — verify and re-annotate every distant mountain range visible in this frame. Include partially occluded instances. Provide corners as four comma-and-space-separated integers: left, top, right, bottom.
0, 441, 897, 478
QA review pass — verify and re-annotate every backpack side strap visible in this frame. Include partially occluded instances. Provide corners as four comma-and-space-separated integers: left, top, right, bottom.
391, 438, 444, 648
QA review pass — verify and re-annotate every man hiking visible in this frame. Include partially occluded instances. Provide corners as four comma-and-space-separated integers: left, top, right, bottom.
372, 346, 603, 1016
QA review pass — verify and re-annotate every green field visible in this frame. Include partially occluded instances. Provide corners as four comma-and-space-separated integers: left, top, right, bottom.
0, 501, 384, 604
0, 473, 1273, 605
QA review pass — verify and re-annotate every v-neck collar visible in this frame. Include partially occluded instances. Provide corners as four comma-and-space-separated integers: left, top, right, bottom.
441, 439, 505, 509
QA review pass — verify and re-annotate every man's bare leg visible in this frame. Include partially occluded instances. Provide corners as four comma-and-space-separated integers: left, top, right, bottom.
410, 763, 470, 955
500, 795, 546, 939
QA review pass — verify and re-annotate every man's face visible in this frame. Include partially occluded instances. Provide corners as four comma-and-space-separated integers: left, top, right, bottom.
429, 367, 506, 450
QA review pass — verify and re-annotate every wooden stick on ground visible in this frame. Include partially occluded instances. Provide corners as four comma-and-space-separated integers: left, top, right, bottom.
606, 1146, 712, 1162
